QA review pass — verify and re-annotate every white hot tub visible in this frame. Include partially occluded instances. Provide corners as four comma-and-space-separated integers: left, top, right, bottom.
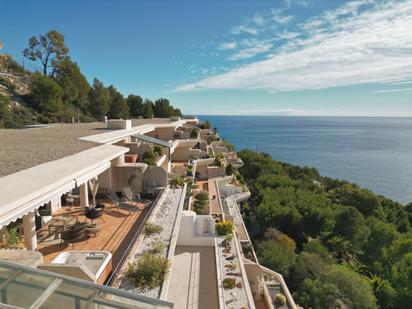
51, 250, 112, 281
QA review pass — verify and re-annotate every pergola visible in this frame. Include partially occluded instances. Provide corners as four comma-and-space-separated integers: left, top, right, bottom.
133, 133, 173, 158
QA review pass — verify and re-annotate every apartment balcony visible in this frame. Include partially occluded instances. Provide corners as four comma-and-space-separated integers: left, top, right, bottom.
35, 196, 156, 285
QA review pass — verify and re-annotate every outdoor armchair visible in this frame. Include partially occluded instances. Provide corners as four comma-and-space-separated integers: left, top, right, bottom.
122, 187, 140, 206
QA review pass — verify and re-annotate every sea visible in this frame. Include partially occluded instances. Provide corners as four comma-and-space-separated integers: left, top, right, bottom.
200, 116, 412, 204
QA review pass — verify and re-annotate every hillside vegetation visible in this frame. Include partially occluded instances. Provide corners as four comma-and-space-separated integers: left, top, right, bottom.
0, 31, 181, 128
238, 149, 412, 309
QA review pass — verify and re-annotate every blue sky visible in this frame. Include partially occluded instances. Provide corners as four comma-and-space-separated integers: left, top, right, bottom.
1, 0, 412, 116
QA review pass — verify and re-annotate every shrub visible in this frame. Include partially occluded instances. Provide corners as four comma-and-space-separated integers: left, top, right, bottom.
216, 221, 233, 236
193, 199, 207, 214
148, 238, 165, 254
0, 76, 16, 92
142, 151, 156, 166
225, 262, 238, 271
190, 128, 199, 138
144, 223, 162, 236
153, 145, 163, 156
2, 56, 26, 75
223, 278, 236, 289
0, 94, 12, 128
7, 226, 19, 246
275, 293, 286, 305
169, 176, 185, 187
226, 164, 234, 176
127, 253, 170, 289
199, 121, 210, 129
195, 192, 208, 201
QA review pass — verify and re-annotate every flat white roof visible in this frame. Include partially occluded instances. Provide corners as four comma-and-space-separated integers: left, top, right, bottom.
0, 144, 128, 227
79, 120, 187, 144
79, 124, 155, 144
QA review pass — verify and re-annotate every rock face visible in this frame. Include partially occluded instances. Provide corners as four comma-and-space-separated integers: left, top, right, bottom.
0, 51, 31, 115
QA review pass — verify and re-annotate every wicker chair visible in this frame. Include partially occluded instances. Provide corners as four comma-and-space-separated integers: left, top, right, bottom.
60, 225, 86, 249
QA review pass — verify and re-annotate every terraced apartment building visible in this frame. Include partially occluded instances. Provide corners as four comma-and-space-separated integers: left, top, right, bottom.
0, 117, 298, 309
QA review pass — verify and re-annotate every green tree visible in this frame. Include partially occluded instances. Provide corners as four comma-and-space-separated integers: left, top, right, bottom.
294, 278, 340, 309
107, 85, 129, 119
289, 252, 329, 291
371, 275, 397, 309
333, 206, 369, 250
153, 98, 182, 118
23, 30, 69, 77
258, 240, 295, 276
325, 265, 377, 309
361, 218, 397, 272
142, 99, 154, 119
330, 184, 380, 216
394, 253, 412, 308
29, 72, 63, 122
127, 94, 143, 118
54, 59, 90, 113
154, 98, 170, 118
88, 79, 109, 120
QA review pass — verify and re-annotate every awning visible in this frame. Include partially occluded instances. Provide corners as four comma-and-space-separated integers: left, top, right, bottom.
74, 162, 111, 186
0, 144, 128, 228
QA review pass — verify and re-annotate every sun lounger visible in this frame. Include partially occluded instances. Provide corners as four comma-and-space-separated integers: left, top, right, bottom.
122, 187, 140, 206
109, 192, 140, 215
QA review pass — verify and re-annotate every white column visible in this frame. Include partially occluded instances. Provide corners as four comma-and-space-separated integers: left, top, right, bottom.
23, 211, 37, 250
80, 183, 89, 211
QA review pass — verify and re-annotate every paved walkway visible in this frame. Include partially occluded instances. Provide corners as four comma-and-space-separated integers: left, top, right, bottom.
168, 246, 219, 309
208, 178, 222, 215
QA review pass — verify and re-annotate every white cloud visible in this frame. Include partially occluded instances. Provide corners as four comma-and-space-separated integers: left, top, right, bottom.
231, 25, 258, 35
388, 80, 412, 85
176, 0, 412, 93
284, 0, 313, 8
228, 44, 272, 61
271, 9, 294, 24
228, 38, 273, 61
221, 8, 294, 61
219, 42, 237, 50
373, 87, 412, 93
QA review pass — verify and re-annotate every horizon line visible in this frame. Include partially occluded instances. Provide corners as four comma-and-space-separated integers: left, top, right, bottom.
189, 114, 412, 118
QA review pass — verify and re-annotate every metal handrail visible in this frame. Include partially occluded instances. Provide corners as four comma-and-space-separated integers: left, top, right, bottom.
105, 188, 165, 286
0, 259, 173, 308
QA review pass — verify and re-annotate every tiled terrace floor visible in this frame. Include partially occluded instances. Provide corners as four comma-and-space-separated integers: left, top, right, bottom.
168, 246, 219, 309
36, 200, 151, 269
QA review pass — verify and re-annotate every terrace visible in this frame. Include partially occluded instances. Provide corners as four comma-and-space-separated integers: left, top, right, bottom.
34, 197, 153, 284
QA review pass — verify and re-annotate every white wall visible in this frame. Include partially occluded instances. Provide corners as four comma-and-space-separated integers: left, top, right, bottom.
177, 211, 216, 246
110, 165, 145, 193
144, 166, 168, 190
146, 127, 176, 142
217, 178, 243, 197
107, 119, 132, 130
172, 147, 203, 161
207, 166, 225, 178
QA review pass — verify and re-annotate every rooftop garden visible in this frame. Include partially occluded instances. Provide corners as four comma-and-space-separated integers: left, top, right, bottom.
120, 187, 185, 298
215, 221, 251, 308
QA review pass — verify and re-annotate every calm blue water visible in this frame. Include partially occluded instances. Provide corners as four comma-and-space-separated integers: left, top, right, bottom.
201, 116, 412, 204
